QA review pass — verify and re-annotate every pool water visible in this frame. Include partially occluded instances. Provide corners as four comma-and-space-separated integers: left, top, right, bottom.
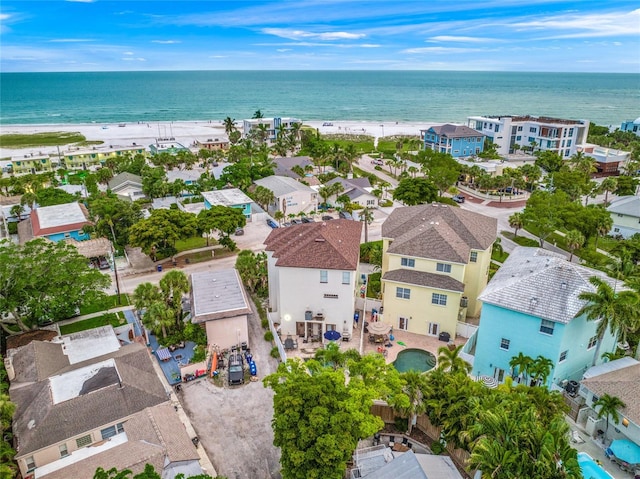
577, 452, 614, 479
393, 348, 437, 373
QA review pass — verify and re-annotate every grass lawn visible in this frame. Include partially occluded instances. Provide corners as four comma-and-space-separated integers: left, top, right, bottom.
0, 131, 87, 148
175, 236, 209, 252
491, 248, 509, 263
60, 313, 124, 335
321, 135, 375, 153
79, 293, 130, 315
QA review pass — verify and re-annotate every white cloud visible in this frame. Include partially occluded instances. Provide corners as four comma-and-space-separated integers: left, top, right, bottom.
66, 0, 96, 3
49, 38, 95, 43
427, 35, 498, 43
403, 46, 488, 54
0, 14, 10, 21
151, 40, 181, 44
262, 28, 365, 41
276, 49, 291, 52
123, 51, 134, 55
208, 55, 227, 58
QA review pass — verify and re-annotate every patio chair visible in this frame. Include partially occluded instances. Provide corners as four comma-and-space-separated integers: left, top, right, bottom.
402, 437, 408, 446
571, 430, 585, 444
389, 436, 395, 447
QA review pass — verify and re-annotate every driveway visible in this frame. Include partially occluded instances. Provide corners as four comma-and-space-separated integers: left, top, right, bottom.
180, 295, 282, 479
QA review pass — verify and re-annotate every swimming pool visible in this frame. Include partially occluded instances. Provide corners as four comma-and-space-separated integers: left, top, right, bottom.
393, 348, 436, 373
577, 452, 614, 479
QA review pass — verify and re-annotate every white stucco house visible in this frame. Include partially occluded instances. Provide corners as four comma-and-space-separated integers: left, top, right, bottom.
264, 219, 362, 342
607, 196, 640, 238
254, 175, 318, 216
326, 177, 378, 208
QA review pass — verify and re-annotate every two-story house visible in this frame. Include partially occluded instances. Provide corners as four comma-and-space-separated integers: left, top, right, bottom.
264, 219, 362, 341
254, 175, 318, 216
242, 117, 302, 144
469, 247, 618, 388
202, 188, 253, 220
420, 124, 485, 158
379, 203, 497, 340
325, 177, 378, 209
607, 196, 640, 238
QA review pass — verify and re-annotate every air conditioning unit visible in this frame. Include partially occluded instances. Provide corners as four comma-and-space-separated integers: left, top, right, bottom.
460, 296, 469, 308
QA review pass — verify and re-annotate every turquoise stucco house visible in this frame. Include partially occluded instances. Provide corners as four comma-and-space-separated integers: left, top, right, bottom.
421, 124, 485, 158
201, 189, 252, 219
29, 202, 92, 243
465, 247, 618, 389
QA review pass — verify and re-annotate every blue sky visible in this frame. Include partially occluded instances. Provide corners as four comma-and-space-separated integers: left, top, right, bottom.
1, 1, 639, 72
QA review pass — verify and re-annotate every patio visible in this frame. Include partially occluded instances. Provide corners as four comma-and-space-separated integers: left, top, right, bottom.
148, 332, 197, 385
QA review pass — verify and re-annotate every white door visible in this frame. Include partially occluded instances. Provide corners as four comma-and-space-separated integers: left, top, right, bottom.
428, 322, 439, 336
494, 367, 505, 382
398, 317, 409, 330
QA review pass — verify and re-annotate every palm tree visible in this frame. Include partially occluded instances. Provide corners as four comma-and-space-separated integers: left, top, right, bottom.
508, 212, 524, 237
10, 204, 24, 220
142, 302, 174, 339
159, 270, 189, 326
133, 282, 163, 312
223, 116, 236, 136
565, 229, 585, 262
396, 370, 430, 434
436, 345, 471, 374
509, 352, 533, 384
273, 210, 284, 226
529, 355, 554, 387
593, 394, 626, 435
360, 207, 374, 243
576, 276, 640, 365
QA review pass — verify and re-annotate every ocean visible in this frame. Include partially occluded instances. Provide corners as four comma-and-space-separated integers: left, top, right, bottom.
1, 71, 638, 127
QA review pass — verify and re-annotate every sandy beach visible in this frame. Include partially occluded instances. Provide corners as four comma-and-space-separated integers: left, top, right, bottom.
0, 120, 436, 158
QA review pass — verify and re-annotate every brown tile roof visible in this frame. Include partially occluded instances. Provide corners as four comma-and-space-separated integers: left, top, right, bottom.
581, 363, 640, 426
383, 269, 465, 292
6, 329, 58, 351
11, 343, 168, 457
264, 219, 362, 270
382, 204, 497, 263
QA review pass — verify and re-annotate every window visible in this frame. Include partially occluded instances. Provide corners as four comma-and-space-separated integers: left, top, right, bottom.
495, 125, 500, 133
588, 335, 597, 349
431, 293, 447, 306
529, 127, 537, 133
59, 443, 69, 458
396, 287, 410, 299
559, 350, 568, 362
470, 251, 478, 263
401, 258, 415, 267
517, 126, 523, 131
342, 272, 350, 284
436, 263, 452, 273
76, 434, 92, 448
500, 338, 510, 350
592, 394, 599, 404
26, 456, 36, 471
101, 423, 124, 440
320, 270, 328, 283
516, 135, 522, 141
540, 319, 555, 335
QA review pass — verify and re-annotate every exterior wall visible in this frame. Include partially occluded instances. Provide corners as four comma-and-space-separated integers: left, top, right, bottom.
44, 229, 89, 243
203, 199, 252, 219
583, 390, 640, 444
423, 131, 484, 158
112, 183, 143, 198
611, 213, 640, 239
204, 315, 249, 350
381, 280, 461, 338
473, 303, 617, 388
267, 251, 280, 314
11, 157, 54, 174
387, 254, 465, 283
621, 120, 640, 136
462, 247, 492, 317
275, 266, 356, 338
276, 190, 318, 216
350, 193, 378, 208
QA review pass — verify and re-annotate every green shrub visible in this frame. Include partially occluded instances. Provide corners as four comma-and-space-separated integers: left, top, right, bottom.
394, 416, 408, 433
192, 345, 206, 363
8, 222, 17, 234
270, 347, 280, 358
512, 236, 539, 247
379, 199, 393, 207
264, 331, 274, 342
261, 318, 269, 329
430, 441, 446, 455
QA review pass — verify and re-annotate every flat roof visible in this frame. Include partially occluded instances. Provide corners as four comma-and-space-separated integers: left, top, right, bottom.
191, 269, 249, 318
36, 202, 86, 229
202, 189, 252, 207
49, 358, 120, 404
60, 325, 121, 364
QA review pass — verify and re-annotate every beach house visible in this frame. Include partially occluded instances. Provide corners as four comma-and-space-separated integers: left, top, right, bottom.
108, 172, 144, 201
58, 144, 146, 171
580, 145, 630, 177
8, 154, 54, 175
194, 136, 230, 151
607, 196, 640, 238
273, 156, 315, 179
254, 175, 318, 216
325, 177, 378, 209
242, 117, 302, 144
201, 188, 253, 220
466, 115, 589, 157
264, 220, 362, 341
620, 118, 640, 137
468, 247, 618, 388
20, 202, 92, 244
420, 124, 485, 158
379, 203, 497, 340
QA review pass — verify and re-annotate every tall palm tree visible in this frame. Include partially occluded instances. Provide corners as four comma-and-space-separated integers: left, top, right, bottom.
360, 207, 374, 243
142, 302, 174, 339
396, 370, 430, 434
508, 212, 524, 237
593, 394, 626, 434
529, 355, 554, 387
576, 276, 640, 365
509, 352, 533, 384
436, 345, 471, 374
159, 270, 189, 326
223, 116, 236, 136
565, 229, 585, 262
133, 282, 163, 312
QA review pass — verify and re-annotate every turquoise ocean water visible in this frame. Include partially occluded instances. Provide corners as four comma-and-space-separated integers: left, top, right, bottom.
1, 71, 638, 126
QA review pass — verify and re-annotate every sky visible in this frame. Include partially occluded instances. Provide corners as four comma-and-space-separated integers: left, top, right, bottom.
1, 1, 639, 73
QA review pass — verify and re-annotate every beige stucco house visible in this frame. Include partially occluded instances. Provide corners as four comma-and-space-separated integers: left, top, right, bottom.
380, 203, 497, 340
264, 219, 362, 341
607, 195, 640, 239
254, 175, 318, 217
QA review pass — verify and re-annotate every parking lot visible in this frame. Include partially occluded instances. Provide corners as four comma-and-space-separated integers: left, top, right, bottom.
180, 295, 282, 479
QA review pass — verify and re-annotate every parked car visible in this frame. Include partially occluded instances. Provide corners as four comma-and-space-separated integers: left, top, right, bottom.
321, 215, 333, 221
301, 217, 315, 223
234, 228, 244, 236
291, 219, 303, 225
266, 219, 279, 228
228, 353, 244, 385
452, 195, 465, 203
339, 211, 354, 220
371, 159, 384, 165
98, 256, 110, 269
282, 222, 292, 227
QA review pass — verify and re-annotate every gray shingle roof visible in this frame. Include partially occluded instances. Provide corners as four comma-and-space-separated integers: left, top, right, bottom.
254, 175, 315, 197
479, 247, 619, 324
382, 204, 497, 263
108, 172, 142, 190
383, 269, 465, 292
425, 124, 485, 139
607, 195, 640, 217
12, 343, 167, 456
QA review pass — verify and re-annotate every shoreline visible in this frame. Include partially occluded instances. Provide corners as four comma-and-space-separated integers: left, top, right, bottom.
0, 119, 436, 158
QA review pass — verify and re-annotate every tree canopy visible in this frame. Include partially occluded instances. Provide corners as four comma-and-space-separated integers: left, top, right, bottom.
129, 209, 198, 258
392, 177, 438, 206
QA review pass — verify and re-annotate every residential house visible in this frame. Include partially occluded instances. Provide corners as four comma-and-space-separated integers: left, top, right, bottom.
58, 144, 146, 171
607, 196, 640, 238
420, 124, 485, 158
7, 327, 170, 478
189, 269, 252, 350
20, 202, 92, 244
580, 358, 640, 445
273, 156, 314, 179
326, 177, 378, 209
254, 175, 318, 216
149, 138, 189, 155
469, 247, 618, 388
194, 136, 230, 151
9, 154, 55, 175
242, 117, 302, 144
379, 203, 497, 340
166, 168, 203, 188
108, 172, 144, 201
620, 118, 640, 137
202, 188, 253, 220
466, 115, 589, 157
580, 144, 630, 176
264, 220, 362, 341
